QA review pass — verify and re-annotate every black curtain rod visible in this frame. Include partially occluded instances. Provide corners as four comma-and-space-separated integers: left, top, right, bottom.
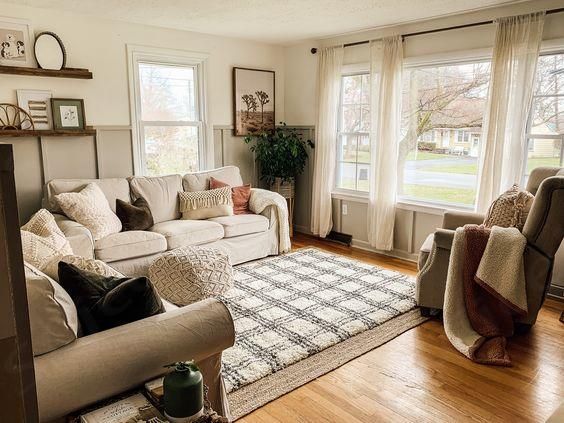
310, 7, 564, 54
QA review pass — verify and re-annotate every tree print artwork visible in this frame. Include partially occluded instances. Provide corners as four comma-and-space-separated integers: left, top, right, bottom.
234, 68, 275, 136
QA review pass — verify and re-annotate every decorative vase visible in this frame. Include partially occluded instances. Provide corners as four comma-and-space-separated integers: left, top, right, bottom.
270, 177, 295, 237
163, 361, 204, 422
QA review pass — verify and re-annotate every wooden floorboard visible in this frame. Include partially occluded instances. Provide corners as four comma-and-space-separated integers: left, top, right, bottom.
238, 233, 564, 423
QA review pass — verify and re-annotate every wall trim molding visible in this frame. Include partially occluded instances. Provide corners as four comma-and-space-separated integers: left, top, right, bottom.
293, 226, 418, 263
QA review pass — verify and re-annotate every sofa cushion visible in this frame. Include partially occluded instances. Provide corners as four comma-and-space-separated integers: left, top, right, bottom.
25, 262, 79, 356
44, 178, 130, 214
183, 166, 243, 192
150, 220, 224, 250
95, 231, 167, 262
21, 209, 74, 281
55, 183, 123, 241
61, 255, 123, 277
129, 175, 183, 224
208, 214, 269, 238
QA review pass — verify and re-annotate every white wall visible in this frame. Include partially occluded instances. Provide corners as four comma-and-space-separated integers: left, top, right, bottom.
0, 2, 285, 126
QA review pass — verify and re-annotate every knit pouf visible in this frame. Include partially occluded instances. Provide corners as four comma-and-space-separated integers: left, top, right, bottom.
149, 246, 233, 306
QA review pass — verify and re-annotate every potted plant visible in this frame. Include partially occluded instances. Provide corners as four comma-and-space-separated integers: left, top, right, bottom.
244, 122, 314, 198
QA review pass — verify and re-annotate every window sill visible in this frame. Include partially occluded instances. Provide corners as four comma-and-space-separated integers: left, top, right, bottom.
331, 191, 474, 216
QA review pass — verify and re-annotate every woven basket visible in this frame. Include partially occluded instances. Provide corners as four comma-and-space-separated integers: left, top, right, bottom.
270, 177, 295, 199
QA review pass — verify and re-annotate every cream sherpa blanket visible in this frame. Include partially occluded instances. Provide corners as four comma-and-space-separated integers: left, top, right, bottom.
444, 225, 527, 365
249, 188, 291, 253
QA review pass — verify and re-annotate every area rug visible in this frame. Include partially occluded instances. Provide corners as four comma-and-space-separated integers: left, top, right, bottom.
220, 248, 427, 419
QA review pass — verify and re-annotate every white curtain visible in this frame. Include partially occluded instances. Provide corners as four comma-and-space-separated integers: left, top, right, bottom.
367, 36, 403, 251
476, 12, 545, 212
311, 46, 344, 237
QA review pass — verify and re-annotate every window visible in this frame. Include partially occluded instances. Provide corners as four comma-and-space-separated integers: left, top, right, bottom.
129, 47, 207, 176
336, 73, 370, 192
525, 52, 564, 179
398, 61, 491, 207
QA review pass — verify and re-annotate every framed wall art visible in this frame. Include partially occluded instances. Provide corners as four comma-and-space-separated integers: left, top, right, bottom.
17, 89, 53, 130
233, 67, 275, 136
0, 17, 35, 68
51, 98, 86, 131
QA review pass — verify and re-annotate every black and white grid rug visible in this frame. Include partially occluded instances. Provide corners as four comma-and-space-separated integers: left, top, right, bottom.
220, 248, 425, 418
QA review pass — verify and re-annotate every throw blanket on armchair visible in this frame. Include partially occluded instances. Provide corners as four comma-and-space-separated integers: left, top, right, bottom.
249, 188, 291, 253
444, 224, 527, 366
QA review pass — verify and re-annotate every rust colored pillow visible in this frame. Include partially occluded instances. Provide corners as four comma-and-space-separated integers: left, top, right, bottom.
209, 177, 251, 215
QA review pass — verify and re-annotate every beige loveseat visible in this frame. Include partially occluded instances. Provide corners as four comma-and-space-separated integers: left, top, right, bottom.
42, 166, 280, 276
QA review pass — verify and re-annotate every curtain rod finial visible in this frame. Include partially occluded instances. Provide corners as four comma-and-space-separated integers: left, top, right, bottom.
311, 48, 317, 54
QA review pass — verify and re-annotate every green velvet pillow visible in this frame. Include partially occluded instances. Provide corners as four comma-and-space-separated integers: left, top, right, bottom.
116, 196, 154, 231
58, 262, 165, 335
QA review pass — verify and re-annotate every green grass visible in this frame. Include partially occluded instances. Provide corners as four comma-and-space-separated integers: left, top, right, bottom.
402, 185, 476, 205
526, 156, 560, 173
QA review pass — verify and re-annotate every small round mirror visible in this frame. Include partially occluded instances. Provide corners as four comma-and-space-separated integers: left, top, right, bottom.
34, 32, 66, 70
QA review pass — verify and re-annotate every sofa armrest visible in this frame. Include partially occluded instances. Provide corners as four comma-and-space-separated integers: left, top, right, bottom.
34, 298, 235, 421
53, 213, 94, 258
442, 210, 485, 230
249, 188, 281, 230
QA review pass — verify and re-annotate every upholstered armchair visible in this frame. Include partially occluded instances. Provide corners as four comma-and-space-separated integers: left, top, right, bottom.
416, 167, 564, 327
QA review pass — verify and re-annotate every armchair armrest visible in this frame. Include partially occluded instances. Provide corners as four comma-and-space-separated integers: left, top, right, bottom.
442, 210, 485, 230
434, 228, 455, 250
34, 298, 235, 421
54, 213, 94, 258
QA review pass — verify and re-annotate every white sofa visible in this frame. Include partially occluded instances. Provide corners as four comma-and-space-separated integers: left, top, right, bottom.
42, 166, 280, 276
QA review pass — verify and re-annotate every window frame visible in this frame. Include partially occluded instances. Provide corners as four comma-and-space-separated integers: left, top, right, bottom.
334, 70, 371, 195
523, 49, 564, 182
127, 44, 210, 176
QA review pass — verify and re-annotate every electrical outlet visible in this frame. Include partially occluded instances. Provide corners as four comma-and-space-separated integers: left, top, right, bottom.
342, 204, 348, 215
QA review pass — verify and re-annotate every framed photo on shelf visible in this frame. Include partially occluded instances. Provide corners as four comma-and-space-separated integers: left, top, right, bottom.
0, 17, 35, 68
17, 89, 53, 130
51, 98, 86, 131
233, 67, 275, 136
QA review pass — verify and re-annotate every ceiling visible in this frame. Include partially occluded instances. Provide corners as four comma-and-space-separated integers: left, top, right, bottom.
11, 0, 526, 44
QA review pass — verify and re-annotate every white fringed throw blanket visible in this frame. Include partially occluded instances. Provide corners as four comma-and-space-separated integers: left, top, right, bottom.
444, 225, 527, 366
249, 188, 291, 253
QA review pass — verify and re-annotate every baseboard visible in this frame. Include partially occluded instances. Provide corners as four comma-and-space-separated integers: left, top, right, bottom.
351, 239, 418, 263
293, 226, 418, 263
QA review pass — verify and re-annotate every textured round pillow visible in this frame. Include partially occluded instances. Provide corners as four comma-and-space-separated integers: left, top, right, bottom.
148, 246, 233, 306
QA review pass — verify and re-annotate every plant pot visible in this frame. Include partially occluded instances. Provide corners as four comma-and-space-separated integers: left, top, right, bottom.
270, 177, 295, 200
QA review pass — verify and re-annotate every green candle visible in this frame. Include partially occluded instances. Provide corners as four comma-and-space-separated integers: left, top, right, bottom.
163, 361, 204, 422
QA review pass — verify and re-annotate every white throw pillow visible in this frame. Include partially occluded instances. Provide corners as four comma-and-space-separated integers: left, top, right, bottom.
21, 209, 73, 280
55, 183, 122, 240
178, 186, 233, 220
60, 255, 123, 277
24, 262, 79, 356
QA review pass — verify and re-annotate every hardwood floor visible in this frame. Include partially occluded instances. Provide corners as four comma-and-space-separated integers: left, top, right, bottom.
238, 233, 564, 423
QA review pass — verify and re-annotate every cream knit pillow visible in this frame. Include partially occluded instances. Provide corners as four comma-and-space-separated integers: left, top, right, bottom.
483, 184, 534, 231
21, 209, 73, 280
55, 183, 122, 240
60, 255, 123, 277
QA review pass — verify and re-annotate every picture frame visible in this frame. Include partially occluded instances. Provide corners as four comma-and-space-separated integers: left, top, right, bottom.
233, 67, 275, 136
17, 89, 53, 130
50, 98, 86, 131
0, 16, 35, 68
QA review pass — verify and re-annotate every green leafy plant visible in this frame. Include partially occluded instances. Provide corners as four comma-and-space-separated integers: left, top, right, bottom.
244, 122, 314, 186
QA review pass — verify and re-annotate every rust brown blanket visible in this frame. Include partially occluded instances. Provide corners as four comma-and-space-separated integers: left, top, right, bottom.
444, 224, 527, 366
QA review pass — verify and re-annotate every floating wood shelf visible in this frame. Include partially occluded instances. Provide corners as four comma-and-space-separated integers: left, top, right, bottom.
0, 65, 92, 79
0, 128, 96, 137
